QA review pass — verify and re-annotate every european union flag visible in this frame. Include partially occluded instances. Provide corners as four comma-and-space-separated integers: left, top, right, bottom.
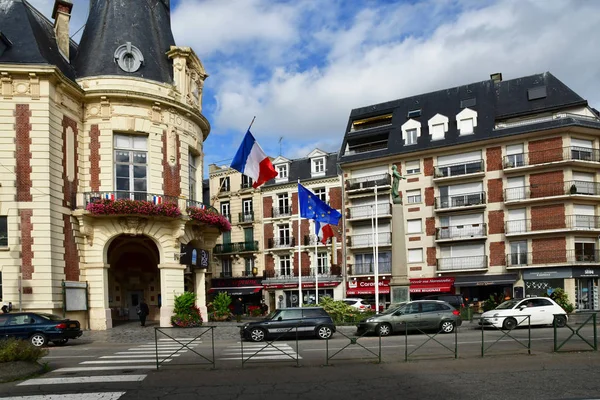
298, 183, 342, 225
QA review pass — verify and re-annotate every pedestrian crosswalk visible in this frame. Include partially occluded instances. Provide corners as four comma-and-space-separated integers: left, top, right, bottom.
219, 342, 301, 361
0, 338, 201, 400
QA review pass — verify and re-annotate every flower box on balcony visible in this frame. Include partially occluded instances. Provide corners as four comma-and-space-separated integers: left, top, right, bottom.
187, 206, 231, 232
86, 198, 182, 218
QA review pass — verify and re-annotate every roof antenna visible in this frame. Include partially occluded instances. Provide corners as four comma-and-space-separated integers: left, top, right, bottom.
279, 137, 283, 156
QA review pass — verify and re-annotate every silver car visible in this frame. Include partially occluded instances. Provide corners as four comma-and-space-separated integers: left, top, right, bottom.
356, 300, 462, 336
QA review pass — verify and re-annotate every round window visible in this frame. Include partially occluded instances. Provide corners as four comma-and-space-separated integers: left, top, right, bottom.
114, 42, 144, 73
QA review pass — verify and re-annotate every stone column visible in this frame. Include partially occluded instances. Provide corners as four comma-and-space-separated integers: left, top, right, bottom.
84, 263, 112, 330
390, 204, 410, 304
158, 263, 186, 327
195, 270, 207, 321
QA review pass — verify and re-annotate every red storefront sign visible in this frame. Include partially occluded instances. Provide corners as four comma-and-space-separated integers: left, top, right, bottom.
263, 281, 341, 290
346, 279, 390, 295
409, 277, 454, 293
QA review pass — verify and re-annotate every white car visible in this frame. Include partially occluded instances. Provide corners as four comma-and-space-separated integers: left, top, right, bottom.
342, 298, 372, 312
480, 297, 568, 330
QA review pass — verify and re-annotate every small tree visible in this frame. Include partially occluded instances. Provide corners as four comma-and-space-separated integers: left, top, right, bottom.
545, 288, 575, 313
171, 291, 203, 327
211, 292, 232, 321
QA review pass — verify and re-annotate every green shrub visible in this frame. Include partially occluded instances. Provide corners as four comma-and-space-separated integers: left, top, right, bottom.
0, 338, 48, 363
544, 288, 575, 313
308, 297, 374, 325
171, 291, 203, 327
210, 292, 232, 320
482, 293, 506, 312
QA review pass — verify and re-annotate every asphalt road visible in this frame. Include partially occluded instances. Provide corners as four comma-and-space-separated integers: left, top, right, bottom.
0, 324, 598, 399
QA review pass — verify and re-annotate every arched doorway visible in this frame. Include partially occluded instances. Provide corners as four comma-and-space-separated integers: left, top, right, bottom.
107, 235, 160, 324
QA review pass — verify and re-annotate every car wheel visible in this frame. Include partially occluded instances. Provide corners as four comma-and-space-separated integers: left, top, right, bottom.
377, 323, 392, 337
316, 325, 333, 340
554, 315, 567, 328
440, 320, 455, 334
502, 317, 517, 331
30, 333, 47, 347
249, 328, 266, 342
52, 339, 68, 346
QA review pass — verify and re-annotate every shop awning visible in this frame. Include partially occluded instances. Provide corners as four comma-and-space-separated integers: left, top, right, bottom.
346, 286, 390, 296
208, 287, 262, 296
409, 277, 454, 294
453, 274, 518, 287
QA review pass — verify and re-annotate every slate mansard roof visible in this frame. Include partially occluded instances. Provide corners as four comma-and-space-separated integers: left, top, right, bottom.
0, 0, 175, 84
263, 152, 339, 188
338, 72, 599, 165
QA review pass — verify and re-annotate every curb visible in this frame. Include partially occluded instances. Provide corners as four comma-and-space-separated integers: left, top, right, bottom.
0, 361, 46, 383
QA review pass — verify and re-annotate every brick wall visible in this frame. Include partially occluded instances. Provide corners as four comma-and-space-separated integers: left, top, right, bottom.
329, 187, 342, 210
488, 210, 505, 234
487, 178, 503, 203
425, 187, 434, 206
426, 217, 435, 236
424, 157, 433, 176
63, 215, 79, 281
486, 146, 502, 171
489, 242, 506, 266
162, 130, 181, 197
531, 204, 565, 231
265, 254, 275, 275
529, 137, 563, 164
291, 192, 298, 215
20, 209, 34, 280
530, 170, 564, 198
532, 237, 566, 264
264, 223, 273, 248
293, 252, 311, 276
61, 116, 78, 207
15, 104, 32, 202
427, 247, 436, 266
263, 197, 273, 218
89, 124, 101, 192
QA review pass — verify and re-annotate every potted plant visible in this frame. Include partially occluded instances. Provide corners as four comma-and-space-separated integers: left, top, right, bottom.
545, 288, 575, 314
170, 291, 203, 327
570, 184, 578, 194
210, 292, 232, 321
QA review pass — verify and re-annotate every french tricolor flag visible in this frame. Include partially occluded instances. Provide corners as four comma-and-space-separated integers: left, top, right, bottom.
315, 221, 335, 245
230, 130, 278, 189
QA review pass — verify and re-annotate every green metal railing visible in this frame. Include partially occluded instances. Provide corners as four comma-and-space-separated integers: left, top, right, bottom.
554, 313, 597, 352
478, 315, 531, 357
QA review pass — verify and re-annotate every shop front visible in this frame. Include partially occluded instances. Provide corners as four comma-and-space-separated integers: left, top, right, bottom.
572, 268, 599, 311
409, 277, 454, 298
346, 277, 391, 311
454, 274, 517, 306
208, 277, 263, 314
522, 269, 569, 298
263, 281, 342, 310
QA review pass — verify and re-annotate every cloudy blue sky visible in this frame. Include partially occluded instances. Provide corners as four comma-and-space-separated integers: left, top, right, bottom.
29, 0, 600, 175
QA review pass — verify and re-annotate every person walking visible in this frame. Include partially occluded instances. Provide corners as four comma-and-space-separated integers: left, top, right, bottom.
233, 297, 244, 323
138, 298, 150, 327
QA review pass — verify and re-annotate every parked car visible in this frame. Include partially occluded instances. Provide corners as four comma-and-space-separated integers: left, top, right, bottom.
421, 294, 465, 310
480, 297, 568, 330
0, 312, 83, 347
356, 300, 462, 336
342, 298, 372, 312
240, 307, 336, 342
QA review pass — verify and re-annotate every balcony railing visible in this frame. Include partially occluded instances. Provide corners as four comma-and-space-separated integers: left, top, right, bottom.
347, 203, 392, 219
507, 249, 600, 267
214, 241, 259, 254
186, 199, 218, 213
496, 112, 600, 131
435, 192, 486, 209
503, 146, 600, 169
238, 212, 254, 223
434, 160, 484, 178
505, 180, 600, 202
304, 235, 332, 245
348, 232, 392, 247
437, 255, 488, 271
346, 173, 391, 191
267, 237, 296, 249
272, 206, 292, 218
350, 261, 392, 275
505, 215, 600, 234
436, 223, 486, 240
264, 265, 342, 280
84, 191, 179, 205
219, 271, 262, 278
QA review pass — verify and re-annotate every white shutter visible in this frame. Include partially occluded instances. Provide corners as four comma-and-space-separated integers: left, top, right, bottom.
506, 144, 524, 155
351, 165, 388, 179
406, 160, 420, 173
407, 219, 422, 233
508, 209, 526, 220
574, 205, 595, 215
438, 151, 481, 166
460, 118, 474, 134
448, 182, 483, 195
378, 223, 391, 233
450, 243, 485, 257
573, 172, 594, 182
571, 139, 593, 149
575, 237, 596, 244
431, 124, 445, 141
449, 213, 483, 225
507, 208, 526, 234
506, 176, 526, 201
574, 205, 596, 229
353, 224, 372, 235
408, 249, 423, 262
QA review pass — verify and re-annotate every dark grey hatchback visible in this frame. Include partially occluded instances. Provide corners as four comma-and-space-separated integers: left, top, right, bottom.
241, 307, 336, 342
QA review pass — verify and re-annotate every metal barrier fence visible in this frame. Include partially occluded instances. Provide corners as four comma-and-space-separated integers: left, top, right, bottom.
402, 321, 458, 361
325, 325, 382, 365
477, 315, 531, 357
154, 326, 216, 370
554, 312, 598, 352
239, 324, 301, 368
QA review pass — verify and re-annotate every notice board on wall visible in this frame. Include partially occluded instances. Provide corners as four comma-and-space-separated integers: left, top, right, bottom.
63, 281, 88, 311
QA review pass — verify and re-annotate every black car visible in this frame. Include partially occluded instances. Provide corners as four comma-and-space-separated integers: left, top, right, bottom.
240, 307, 336, 342
421, 294, 465, 310
0, 312, 83, 347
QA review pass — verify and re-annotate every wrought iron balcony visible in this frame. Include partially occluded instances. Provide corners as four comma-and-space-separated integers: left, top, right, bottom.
238, 212, 254, 223
214, 241, 259, 254
505, 215, 600, 235
348, 232, 392, 247
219, 271, 262, 278
186, 199, 218, 213
272, 206, 292, 218
507, 249, 600, 267
350, 261, 392, 275
435, 192, 486, 209
436, 223, 486, 240
503, 146, 600, 169
434, 160, 484, 179
267, 237, 296, 249
437, 255, 488, 272
84, 191, 179, 206
346, 173, 391, 191
504, 181, 600, 202
347, 203, 392, 219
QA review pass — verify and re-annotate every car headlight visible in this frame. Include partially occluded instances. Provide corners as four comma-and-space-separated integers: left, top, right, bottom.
493, 313, 499, 318
366, 318, 375, 323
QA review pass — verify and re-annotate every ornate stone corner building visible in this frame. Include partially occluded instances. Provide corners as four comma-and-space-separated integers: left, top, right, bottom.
0, 0, 221, 329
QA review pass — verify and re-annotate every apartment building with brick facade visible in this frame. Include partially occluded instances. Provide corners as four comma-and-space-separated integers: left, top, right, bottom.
0, 0, 221, 330
338, 72, 600, 312
208, 150, 344, 313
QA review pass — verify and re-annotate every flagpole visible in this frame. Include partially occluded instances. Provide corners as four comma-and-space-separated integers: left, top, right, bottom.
247, 116, 256, 131
297, 179, 302, 308
314, 227, 319, 305
374, 184, 379, 314
370, 205, 375, 310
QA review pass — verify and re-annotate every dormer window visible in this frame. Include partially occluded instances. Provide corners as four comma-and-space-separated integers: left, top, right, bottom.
428, 114, 449, 141
114, 42, 144, 73
313, 158, 324, 173
406, 129, 417, 145
277, 165, 288, 179
402, 118, 421, 146
456, 108, 478, 136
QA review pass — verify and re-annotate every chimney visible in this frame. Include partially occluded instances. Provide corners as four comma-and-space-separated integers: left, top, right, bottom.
490, 72, 503, 84
52, 0, 73, 61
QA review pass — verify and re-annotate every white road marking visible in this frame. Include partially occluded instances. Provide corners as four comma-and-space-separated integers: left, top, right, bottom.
100, 354, 180, 358
18, 375, 146, 386
219, 355, 303, 360
42, 356, 96, 359
115, 351, 187, 355
126, 347, 193, 351
0, 392, 126, 400
52, 366, 155, 372
80, 359, 171, 364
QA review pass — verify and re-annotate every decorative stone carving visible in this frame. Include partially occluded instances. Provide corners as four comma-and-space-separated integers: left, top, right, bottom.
118, 217, 147, 236
100, 96, 111, 120
167, 127, 178, 166
1, 72, 13, 97
28, 73, 39, 99
151, 102, 162, 124
76, 215, 94, 246
172, 220, 186, 248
